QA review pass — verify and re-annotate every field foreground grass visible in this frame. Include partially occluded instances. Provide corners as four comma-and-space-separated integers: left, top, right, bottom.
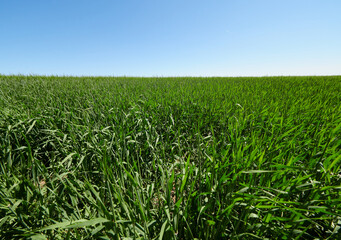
0, 75, 341, 239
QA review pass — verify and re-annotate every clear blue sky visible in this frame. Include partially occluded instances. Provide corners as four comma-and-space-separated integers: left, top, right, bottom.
0, 0, 340, 76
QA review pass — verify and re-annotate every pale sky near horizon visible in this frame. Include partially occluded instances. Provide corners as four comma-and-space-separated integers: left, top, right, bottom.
0, 0, 340, 77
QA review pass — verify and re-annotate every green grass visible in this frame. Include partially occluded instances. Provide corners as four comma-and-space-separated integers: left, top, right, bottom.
0, 75, 341, 239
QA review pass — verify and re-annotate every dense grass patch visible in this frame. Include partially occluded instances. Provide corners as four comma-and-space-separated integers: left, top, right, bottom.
0, 75, 341, 239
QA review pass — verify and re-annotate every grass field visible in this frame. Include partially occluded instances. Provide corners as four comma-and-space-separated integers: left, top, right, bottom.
0, 75, 341, 239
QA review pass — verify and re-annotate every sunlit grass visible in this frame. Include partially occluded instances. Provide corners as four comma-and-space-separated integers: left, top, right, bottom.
0, 75, 340, 239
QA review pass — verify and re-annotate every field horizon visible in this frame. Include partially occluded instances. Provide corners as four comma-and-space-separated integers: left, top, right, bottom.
1, 75, 340, 239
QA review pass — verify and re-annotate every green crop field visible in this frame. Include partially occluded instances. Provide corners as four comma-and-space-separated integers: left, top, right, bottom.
0, 75, 341, 239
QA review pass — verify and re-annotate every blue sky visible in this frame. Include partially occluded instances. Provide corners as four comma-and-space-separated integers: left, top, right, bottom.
0, 0, 340, 76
